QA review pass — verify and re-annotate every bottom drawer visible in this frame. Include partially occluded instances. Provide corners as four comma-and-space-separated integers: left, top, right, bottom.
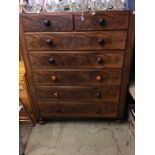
39, 102, 118, 118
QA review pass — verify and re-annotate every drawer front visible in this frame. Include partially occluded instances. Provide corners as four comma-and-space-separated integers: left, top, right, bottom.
38, 103, 118, 118
29, 52, 124, 69
21, 13, 73, 32
74, 11, 129, 31
25, 31, 127, 51
33, 69, 122, 86
35, 86, 120, 102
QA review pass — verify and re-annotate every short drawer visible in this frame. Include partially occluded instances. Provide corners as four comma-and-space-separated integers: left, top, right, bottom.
38, 103, 118, 118
74, 11, 129, 31
20, 13, 73, 32
33, 69, 122, 86
25, 31, 127, 51
35, 86, 120, 102
29, 51, 124, 69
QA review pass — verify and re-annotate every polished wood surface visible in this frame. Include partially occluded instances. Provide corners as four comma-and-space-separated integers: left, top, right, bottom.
118, 13, 135, 118
21, 13, 73, 32
25, 31, 127, 51
19, 61, 25, 88
32, 69, 122, 86
29, 52, 124, 69
39, 102, 118, 118
19, 61, 36, 124
35, 86, 120, 102
20, 15, 40, 119
20, 11, 134, 120
74, 11, 129, 31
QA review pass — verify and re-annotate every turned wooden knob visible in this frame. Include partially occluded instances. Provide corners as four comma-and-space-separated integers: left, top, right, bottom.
96, 75, 102, 81
96, 108, 101, 113
48, 58, 55, 64
55, 107, 61, 113
96, 92, 101, 98
97, 57, 104, 64
98, 38, 104, 45
51, 75, 57, 82
46, 39, 53, 45
44, 19, 51, 26
53, 92, 59, 98
99, 18, 105, 26
95, 108, 101, 114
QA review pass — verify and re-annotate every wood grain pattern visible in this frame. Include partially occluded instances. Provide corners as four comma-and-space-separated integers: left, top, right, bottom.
25, 31, 127, 51
32, 69, 122, 86
118, 13, 135, 118
21, 13, 73, 32
19, 74, 37, 124
19, 11, 134, 120
74, 11, 129, 31
20, 15, 40, 120
35, 86, 120, 102
38, 102, 118, 118
29, 51, 124, 69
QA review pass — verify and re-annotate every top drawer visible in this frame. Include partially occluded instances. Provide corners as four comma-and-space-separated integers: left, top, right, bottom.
20, 13, 73, 32
74, 11, 129, 31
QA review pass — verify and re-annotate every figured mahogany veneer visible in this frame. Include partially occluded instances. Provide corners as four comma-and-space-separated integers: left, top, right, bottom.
21, 13, 73, 32
35, 86, 120, 102
29, 52, 124, 69
19, 11, 134, 121
25, 31, 127, 51
32, 69, 122, 86
38, 103, 118, 119
74, 11, 129, 31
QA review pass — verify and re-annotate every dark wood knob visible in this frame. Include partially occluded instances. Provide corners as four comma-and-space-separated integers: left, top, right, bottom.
99, 18, 105, 26
46, 39, 53, 45
96, 108, 101, 113
44, 19, 51, 26
55, 107, 61, 113
96, 75, 102, 81
53, 92, 59, 98
97, 57, 104, 64
48, 58, 55, 64
98, 38, 104, 45
51, 75, 57, 82
96, 92, 101, 98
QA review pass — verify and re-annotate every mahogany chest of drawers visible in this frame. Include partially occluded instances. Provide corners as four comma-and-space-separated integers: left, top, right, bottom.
19, 11, 134, 122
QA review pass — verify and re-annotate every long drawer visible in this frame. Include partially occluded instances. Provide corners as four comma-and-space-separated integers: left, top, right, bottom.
74, 11, 129, 31
21, 13, 73, 32
33, 69, 122, 86
35, 86, 120, 102
25, 31, 127, 51
38, 103, 118, 118
29, 51, 124, 69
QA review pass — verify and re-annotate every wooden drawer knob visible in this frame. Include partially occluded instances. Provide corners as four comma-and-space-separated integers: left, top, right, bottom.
44, 19, 51, 26
99, 18, 105, 26
96, 92, 101, 98
97, 57, 104, 64
51, 75, 57, 82
96, 108, 101, 114
55, 107, 61, 113
53, 92, 59, 98
96, 75, 102, 81
48, 58, 55, 64
46, 39, 53, 45
98, 38, 104, 45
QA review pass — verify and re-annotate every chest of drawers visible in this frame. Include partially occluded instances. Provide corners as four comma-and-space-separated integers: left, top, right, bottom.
20, 11, 134, 122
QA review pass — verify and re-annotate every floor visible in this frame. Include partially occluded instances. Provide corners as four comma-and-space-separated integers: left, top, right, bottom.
20, 121, 134, 155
